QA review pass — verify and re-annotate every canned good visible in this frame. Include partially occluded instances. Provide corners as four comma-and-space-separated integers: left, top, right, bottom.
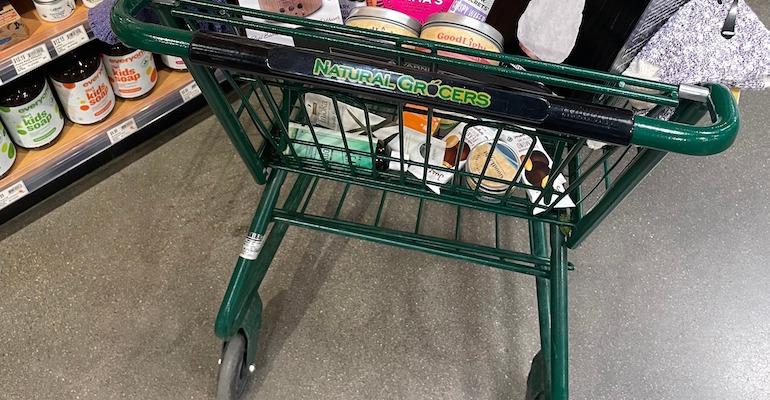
420, 12, 504, 65
346, 7, 421, 38
465, 139, 520, 198
32, 0, 75, 22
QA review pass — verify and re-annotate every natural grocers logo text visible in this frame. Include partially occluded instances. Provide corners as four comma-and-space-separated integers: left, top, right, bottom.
312, 58, 491, 108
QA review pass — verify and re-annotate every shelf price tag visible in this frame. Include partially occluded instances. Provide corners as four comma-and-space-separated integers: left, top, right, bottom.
107, 118, 139, 144
179, 81, 201, 103
11, 44, 52, 76
51, 26, 90, 56
0, 181, 29, 211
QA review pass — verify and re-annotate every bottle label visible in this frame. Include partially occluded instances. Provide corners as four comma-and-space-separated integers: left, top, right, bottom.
102, 49, 158, 99
0, 81, 64, 148
52, 62, 116, 125
160, 55, 187, 70
33, 0, 76, 22
0, 125, 16, 176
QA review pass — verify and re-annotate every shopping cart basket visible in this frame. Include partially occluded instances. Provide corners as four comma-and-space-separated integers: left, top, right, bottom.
112, 1, 740, 399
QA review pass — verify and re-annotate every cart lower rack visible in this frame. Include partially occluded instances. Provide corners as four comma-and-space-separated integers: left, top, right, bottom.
112, 1, 740, 399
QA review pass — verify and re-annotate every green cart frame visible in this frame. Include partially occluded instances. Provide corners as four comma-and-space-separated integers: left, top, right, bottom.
113, 1, 740, 399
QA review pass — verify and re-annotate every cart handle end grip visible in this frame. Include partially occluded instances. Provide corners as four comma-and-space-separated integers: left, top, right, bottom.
631, 84, 740, 156
111, 0, 193, 59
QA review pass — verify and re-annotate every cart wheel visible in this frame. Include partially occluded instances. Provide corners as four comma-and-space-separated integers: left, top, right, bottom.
216, 333, 249, 400
525, 350, 545, 400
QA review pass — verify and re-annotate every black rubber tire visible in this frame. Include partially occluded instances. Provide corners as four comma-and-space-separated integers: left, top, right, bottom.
216, 334, 249, 400
525, 350, 546, 400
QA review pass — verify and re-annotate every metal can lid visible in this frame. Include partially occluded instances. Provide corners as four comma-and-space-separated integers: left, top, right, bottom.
347, 7, 422, 34
424, 12, 504, 49
465, 140, 520, 193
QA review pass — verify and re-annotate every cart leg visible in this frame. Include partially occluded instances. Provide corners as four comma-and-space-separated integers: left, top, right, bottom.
214, 171, 312, 362
530, 221, 552, 397
549, 225, 569, 400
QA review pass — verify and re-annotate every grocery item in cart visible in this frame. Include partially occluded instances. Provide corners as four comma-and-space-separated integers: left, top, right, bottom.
33, 0, 76, 22
239, 0, 343, 46
303, 93, 386, 134
101, 42, 158, 99
286, 123, 398, 171
0, 73, 64, 149
339, 0, 366, 19
448, 0, 495, 21
0, 122, 16, 178
50, 48, 116, 125
420, 12, 503, 65
465, 135, 520, 198
517, 0, 585, 63
380, 0, 451, 23
465, 125, 574, 213
345, 6, 421, 37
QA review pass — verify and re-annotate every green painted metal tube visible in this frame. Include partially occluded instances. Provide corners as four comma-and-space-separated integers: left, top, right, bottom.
631, 84, 739, 156
549, 226, 569, 400
214, 174, 312, 340
530, 221, 552, 397
111, 0, 192, 57
271, 211, 550, 278
566, 148, 666, 249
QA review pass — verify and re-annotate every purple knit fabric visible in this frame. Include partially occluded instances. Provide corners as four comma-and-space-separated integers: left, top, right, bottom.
89, 0, 227, 46
635, 0, 770, 89
88, 0, 121, 44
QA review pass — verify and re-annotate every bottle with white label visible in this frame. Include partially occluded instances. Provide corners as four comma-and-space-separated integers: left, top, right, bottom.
0, 73, 64, 149
101, 43, 158, 99
32, 0, 76, 22
81, 0, 103, 8
0, 123, 16, 178
49, 48, 116, 125
160, 54, 187, 70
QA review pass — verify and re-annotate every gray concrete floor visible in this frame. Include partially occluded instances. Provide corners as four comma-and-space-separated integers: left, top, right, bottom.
2, 5, 770, 399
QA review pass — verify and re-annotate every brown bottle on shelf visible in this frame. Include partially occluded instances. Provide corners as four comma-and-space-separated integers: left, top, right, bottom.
100, 41, 158, 99
49, 46, 116, 125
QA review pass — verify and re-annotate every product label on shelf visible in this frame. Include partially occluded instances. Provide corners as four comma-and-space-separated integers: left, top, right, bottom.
51, 26, 90, 56
0, 125, 16, 177
0, 181, 28, 211
106, 118, 138, 144
12, 44, 52, 76
179, 81, 201, 103
0, 80, 65, 149
102, 50, 157, 99
51, 61, 116, 124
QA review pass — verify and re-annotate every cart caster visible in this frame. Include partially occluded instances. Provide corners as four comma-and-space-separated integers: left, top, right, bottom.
525, 350, 545, 400
216, 333, 250, 400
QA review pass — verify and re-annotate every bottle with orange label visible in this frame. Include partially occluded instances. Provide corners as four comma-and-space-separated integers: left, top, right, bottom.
101, 42, 158, 99
49, 47, 116, 125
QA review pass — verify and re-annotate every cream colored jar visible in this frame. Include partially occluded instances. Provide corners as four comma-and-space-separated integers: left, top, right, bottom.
420, 12, 503, 65
345, 7, 421, 38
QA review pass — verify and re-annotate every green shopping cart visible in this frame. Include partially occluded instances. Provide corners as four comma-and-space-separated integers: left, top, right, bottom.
112, 1, 740, 399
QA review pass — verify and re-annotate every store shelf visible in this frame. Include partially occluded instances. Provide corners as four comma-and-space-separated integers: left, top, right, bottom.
0, 3, 94, 86
0, 69, 205, 210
